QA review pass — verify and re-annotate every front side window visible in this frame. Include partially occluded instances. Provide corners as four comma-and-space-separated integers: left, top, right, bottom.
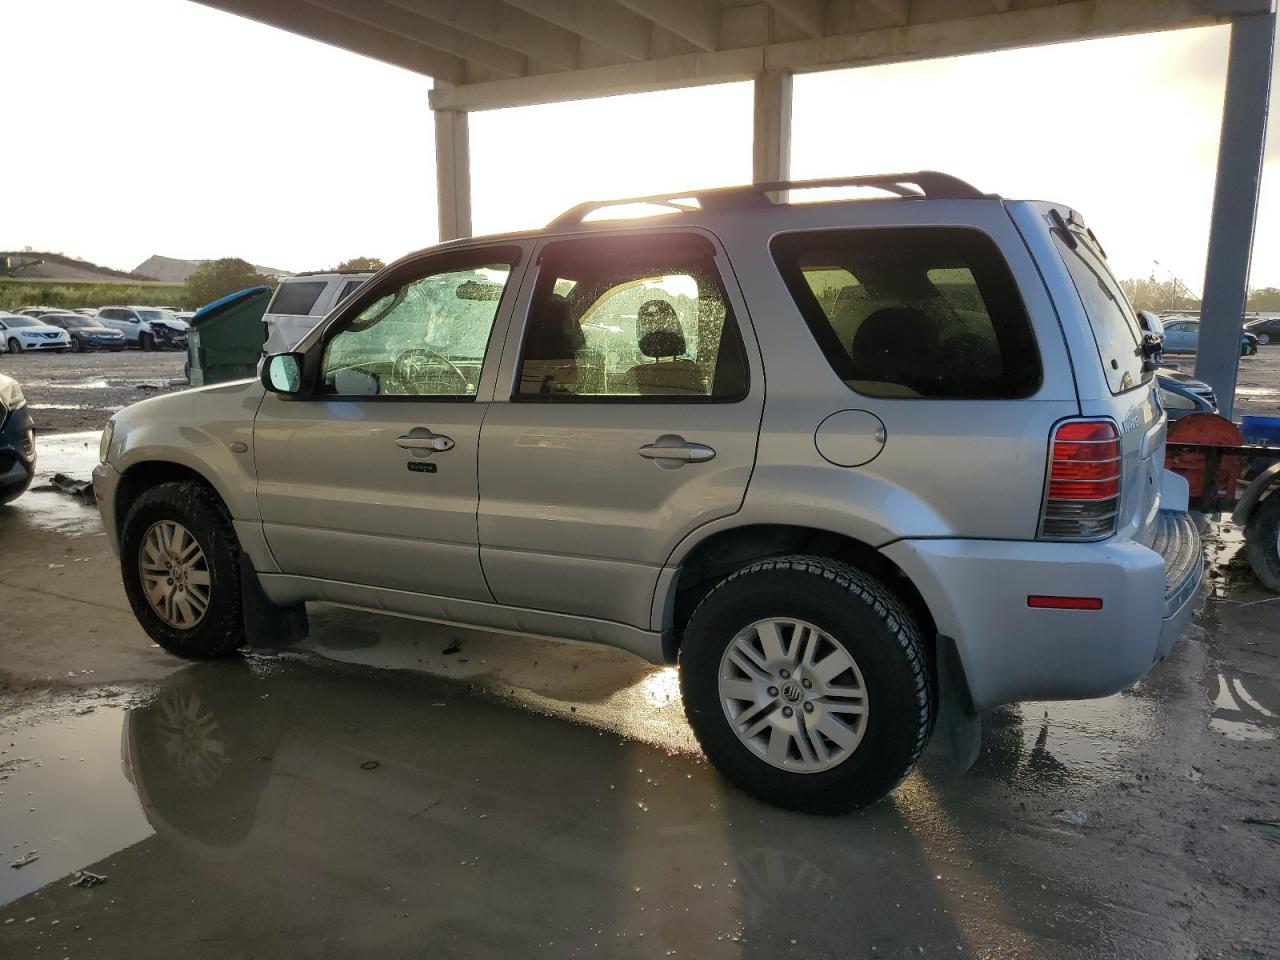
320, 259, 513, 399
515, 236, 747, 401
772, 227, 1041, 399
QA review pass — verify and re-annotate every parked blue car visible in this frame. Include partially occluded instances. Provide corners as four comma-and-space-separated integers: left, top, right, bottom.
1162, 318, 1259, 356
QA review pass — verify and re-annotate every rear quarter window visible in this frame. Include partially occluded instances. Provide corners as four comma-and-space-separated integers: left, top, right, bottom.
770, 227, 1041, 399
1053, 232, 1148, 394
268, 281, 327, 316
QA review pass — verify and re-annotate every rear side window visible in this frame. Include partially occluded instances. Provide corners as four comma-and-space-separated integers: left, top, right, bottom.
268, 281, 327, 316
771, 227, 1040, 399
1053, 233, 1148, 394
337, 279, 366, 303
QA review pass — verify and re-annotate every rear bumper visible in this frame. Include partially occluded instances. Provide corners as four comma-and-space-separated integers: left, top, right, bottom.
883, 510, 1202, 711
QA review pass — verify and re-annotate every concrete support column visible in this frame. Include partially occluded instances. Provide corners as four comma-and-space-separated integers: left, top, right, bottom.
434, 102, 472, 241
1194, 13, 1275, 418
753, 70, 793, 184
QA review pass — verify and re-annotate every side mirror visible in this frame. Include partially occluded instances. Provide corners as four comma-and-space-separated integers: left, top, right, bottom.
262, 353, 305, 395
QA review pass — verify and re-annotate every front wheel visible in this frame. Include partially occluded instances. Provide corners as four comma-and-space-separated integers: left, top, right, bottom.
7, 338, 21, 354
680, 556, 934, 814
121, 482, 246, 658
140, 332, 155, 352
69, 338, 82, 353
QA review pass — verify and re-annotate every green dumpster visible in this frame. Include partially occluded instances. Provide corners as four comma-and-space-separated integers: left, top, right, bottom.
186, 285, 272, 386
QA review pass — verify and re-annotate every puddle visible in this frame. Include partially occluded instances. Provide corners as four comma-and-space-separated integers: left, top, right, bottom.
0, 708, 154, 904
2, 432, 104, 537
1208, 717, 1278, 741
0, 660, 1111, 956
1204, 669, 1280, 742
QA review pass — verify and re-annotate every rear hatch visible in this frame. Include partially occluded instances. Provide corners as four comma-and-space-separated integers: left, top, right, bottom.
1044, 209, 1164, 545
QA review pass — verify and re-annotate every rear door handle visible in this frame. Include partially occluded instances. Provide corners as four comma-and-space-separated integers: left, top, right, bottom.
396, 431, 455, 452
638, 436, 716, 464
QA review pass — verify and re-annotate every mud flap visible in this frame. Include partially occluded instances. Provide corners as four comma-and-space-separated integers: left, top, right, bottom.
240, 557, 308, 649
932, 635, 982, 773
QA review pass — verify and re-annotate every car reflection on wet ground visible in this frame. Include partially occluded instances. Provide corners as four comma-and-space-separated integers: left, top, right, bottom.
1, 437, 1278, 959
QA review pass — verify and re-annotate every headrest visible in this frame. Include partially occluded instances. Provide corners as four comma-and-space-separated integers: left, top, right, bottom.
526, 294, 584, 360
636, 299, 686, 359
850, 307, 940, 386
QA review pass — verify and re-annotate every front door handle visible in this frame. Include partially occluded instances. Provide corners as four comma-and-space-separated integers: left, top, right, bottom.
396, 431, 455, 452
638, 435, 716, 465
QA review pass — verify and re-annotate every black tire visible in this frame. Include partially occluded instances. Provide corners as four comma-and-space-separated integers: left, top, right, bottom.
69, 338, 82, 353
140, 332, 155, 352
7, 338, 21, 354
680, 556, 934, 815
121, 481, 246, 658
1245, 491, 1280, 592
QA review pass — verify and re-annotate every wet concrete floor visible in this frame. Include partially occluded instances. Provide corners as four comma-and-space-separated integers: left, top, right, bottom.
0, 436, 1278, 959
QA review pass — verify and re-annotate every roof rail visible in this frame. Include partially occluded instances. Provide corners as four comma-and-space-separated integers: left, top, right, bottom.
546, 171, 990, 229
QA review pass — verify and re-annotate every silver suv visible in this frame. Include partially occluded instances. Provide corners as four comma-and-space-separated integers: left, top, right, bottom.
93, 173, 1202, 813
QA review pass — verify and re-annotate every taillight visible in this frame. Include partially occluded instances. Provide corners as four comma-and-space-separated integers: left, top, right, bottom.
1039, 419, 1121, 540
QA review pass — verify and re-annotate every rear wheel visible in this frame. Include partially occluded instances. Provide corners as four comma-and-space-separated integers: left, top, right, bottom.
121, 482, 245, 658
7, 338, 21, 354
680, 556, 934, 814
1245, 491, 1280, 592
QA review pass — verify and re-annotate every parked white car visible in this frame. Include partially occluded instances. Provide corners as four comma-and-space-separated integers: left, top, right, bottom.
0, 312, 72, 353
96, 306, 190, 351
262, 271, 372, 355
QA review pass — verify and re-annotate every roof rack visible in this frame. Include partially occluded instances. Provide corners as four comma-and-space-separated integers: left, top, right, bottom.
546, 171, 990, 229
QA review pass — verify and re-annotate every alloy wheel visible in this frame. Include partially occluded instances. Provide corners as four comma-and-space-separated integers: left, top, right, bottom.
139, 520, 212, 629
718, 618, 868, 773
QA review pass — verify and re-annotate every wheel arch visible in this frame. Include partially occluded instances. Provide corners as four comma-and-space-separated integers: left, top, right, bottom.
114, 461, 227, 542
658, 523, 938, 659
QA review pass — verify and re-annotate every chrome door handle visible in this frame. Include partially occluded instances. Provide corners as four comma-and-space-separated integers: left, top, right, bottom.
396, 432, 454, 452
638, 438, 716, 463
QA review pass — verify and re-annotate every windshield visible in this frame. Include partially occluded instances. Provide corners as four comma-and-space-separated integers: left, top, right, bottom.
5, 316, 43, 328
54, 315, 93, 328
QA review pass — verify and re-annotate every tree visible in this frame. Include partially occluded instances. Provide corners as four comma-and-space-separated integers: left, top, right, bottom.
184, 258, 273, 309
1118, 274, 1200, 313
334, 256, 384, 271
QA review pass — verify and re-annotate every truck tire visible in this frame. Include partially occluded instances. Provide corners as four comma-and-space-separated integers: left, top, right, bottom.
120, 481, 246, 658
1245, 491, 1280, 593
680, 556, 934, 814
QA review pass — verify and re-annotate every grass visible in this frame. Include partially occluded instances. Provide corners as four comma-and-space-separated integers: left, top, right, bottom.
0, 278, 190, 311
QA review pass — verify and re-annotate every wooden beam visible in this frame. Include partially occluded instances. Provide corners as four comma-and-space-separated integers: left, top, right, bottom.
389, 0, 580, 69
764, 0, 826, 37
502, 0, 653, 61
304, 0, 526, 75
614, 0, 720, 52
193, 0, 465, 79
431, 0, 1264, 110
430, 45, 763, 109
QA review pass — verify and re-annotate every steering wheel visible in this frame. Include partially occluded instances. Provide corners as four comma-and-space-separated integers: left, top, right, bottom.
391, 347, 470, 394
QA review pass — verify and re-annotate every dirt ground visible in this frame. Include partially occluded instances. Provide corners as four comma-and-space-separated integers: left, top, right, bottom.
0, 354, 1277, 958
1, 349, 186, 434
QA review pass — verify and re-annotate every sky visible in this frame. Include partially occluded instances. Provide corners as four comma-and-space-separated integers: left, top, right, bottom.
2, 1, 1277, 289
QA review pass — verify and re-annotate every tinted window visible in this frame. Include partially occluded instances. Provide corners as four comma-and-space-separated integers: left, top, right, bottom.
269, 281, 327, 316
338, 279, 366, 303
1054, 233, 1148, 393
515, 236, 747, 401
321, 261, 513, 398
771, 227, 1040, 399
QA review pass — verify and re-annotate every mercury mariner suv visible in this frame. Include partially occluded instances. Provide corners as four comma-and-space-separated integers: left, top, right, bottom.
94, 172, 1202, 813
